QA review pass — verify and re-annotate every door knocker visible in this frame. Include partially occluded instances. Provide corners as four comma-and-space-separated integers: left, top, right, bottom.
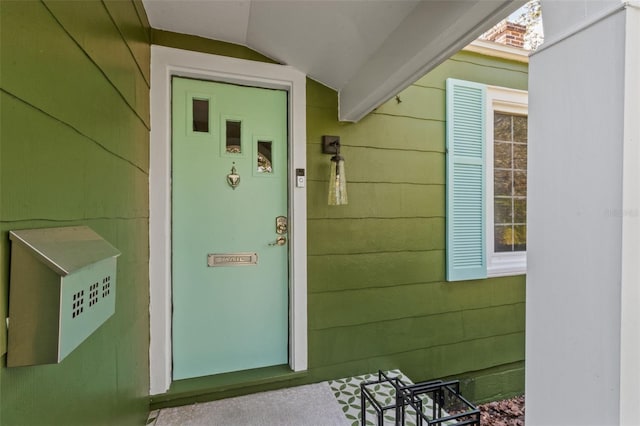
226, 162, 240, 190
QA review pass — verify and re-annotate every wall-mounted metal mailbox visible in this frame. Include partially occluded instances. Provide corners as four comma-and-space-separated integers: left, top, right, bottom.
7, 226, 121, 367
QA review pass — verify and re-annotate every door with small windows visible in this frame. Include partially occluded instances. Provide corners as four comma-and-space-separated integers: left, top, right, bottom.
171, 77, 288, 380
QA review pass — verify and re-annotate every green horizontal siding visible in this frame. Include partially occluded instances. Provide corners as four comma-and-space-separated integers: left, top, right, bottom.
456, 362, 526, 403
309, 251, 445, 293
308, 107, 446, 152
309, 281, 524, 329
303, 332, 524, 391
309, 304, 524, 365
308, 181, 445, 219
307, 146, 445, 184
43, 0, 150, 126
306, 50, 526, 402
0, 0, 150, 424
308, 217, 445, 255
416, 54, 528, 89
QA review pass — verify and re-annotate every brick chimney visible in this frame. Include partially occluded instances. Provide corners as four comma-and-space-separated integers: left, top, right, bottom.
481, 21, 526, 48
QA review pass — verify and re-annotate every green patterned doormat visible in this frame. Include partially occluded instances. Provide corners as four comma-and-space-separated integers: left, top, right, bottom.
329, 370, 430, 426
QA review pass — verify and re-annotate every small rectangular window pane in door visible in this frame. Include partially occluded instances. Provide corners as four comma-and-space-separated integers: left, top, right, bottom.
192, 99, 209, 132
257, 141, 273, 173
226, 121, 241, 153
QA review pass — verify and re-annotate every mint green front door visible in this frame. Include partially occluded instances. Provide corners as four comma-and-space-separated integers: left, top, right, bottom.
171, 77, 289, 380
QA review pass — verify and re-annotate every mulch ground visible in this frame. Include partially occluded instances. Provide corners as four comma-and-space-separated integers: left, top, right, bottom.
478, 395, 525, 426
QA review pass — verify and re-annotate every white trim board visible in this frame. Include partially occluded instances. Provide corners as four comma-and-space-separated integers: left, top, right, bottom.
620, 5, 640, 423
464, 39, 529, 63
149, 45, 308, 395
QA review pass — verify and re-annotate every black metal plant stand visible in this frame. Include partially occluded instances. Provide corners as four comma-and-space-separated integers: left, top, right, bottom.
360, 370, 408, 426
360, 370, 480, 426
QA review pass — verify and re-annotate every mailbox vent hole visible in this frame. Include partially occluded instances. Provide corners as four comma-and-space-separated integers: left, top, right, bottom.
89, 282, 99, 307
72, 290, 85, 319
102, 276, 111, 298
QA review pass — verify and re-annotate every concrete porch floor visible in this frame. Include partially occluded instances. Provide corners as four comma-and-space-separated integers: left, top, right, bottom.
147, 370, 435, 426
147, 382, 349, 426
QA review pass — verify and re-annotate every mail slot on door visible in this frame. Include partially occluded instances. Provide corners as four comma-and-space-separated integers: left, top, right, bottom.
207, 252, 258, 267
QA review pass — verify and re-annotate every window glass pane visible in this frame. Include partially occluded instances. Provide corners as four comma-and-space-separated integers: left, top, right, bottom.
494, 225, 514, 252
513, 116, 528, 142
193, 99, 209, 133
514, 225, 527, 251
514, 198, 527, 223
257, 140, 273, 173
494, 170, 513, 196
494, 142, 512, 168
494, 113, 512, 141
226, 120, 241, 153
495, 224, 527, 252
514, 171, 527, 196
495, 198, 513, 224
514, 144, 527, 170
493, 112, 527, 253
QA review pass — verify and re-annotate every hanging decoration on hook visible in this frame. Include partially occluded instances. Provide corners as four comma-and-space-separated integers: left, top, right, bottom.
226, 162, 240, 190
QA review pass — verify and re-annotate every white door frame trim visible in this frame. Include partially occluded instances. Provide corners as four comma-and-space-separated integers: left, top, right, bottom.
149, 45, 308, 395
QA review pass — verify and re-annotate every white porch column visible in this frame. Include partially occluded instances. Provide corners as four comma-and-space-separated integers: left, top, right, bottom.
526, 1, 639, 425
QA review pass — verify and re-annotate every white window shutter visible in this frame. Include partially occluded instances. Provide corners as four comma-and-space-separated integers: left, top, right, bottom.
446, 78, 487, 281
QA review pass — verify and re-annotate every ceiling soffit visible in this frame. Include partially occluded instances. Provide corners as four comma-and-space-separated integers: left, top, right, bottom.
143, 0, 525, 122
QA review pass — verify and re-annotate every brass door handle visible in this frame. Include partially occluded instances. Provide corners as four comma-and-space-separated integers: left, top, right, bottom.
269, 236, 287, 246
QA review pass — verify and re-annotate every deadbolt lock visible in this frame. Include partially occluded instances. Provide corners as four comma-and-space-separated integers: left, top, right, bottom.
276, 216, 288, 235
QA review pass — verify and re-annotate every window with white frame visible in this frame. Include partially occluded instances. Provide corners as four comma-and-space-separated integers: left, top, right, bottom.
486, 86, 528, 277
445, 79, 527, 281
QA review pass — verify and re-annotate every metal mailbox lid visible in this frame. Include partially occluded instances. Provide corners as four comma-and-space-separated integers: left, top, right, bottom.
9, 226, 121, 276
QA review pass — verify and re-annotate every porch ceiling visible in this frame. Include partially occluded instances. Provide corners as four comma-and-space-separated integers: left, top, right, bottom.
143, 0, 525, 122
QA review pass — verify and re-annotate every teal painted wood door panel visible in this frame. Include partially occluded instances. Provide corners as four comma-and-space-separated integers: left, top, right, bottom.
172, 77, 288, 380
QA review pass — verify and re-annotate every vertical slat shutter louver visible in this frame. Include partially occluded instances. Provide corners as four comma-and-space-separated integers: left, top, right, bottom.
446, 79, 487, 281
